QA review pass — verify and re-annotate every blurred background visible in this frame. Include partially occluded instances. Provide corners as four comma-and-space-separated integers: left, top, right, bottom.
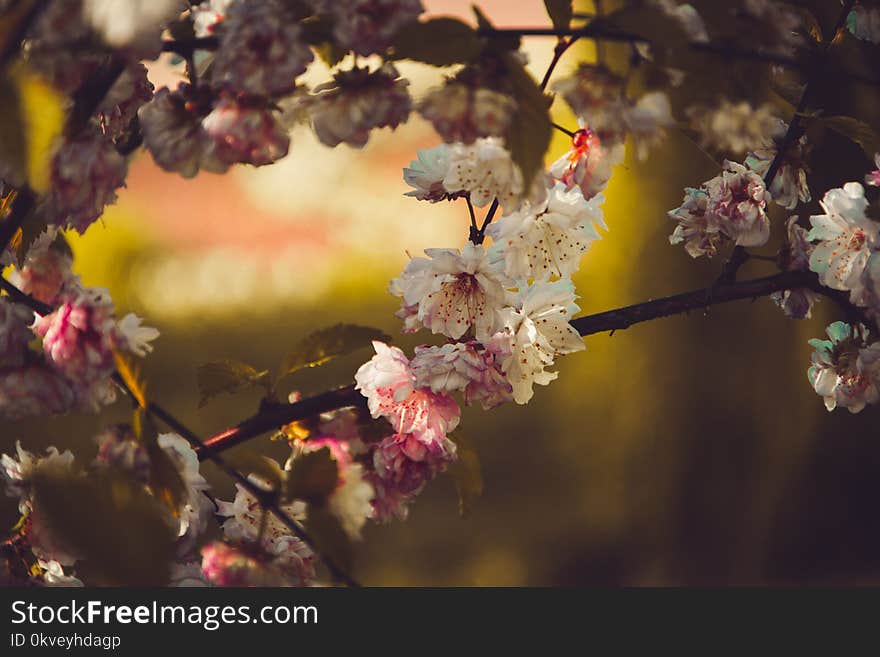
4, 0, 880, 586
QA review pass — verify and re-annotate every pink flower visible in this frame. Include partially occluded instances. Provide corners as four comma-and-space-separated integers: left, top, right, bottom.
8, 236, 76, 305
201, 542, 296, 587
550, 126, 624, 201
410, 340, 513, 410
201, 98, 290, 167
33, 289, 119, 386
48, 127, 128, 234
704, 160, 771, 247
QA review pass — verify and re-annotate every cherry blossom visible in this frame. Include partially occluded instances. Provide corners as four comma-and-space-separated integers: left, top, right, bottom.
745, 133, 810, 210
355, 341, 461, 449
210, 0, 313, 97
403, 144, 465, 203
47, 127, 128, 234
487, 181, 606, 281
215, 483, 315, 586
306, 65, 411, 148
703, 160, 771, 248
389, 242, 507, 341
419, 83, 517, 144
668, 187, 722, 258
808, 322, 880, 413
201, 541, 300, 587
158, 433, 213, 552
496, 279, 585, 404
442, 137, 523, 208
550, 126, 624, 201
201, 98, 290, 167
82, 0, 181, 54
808, 182, 877, 302
410, 339, 513, 410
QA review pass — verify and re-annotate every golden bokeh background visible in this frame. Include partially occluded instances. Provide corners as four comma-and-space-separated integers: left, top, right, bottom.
3, 1, 880, 586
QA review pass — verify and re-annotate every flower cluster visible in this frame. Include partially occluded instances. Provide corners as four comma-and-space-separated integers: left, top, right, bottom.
669, 160, 771, 256
0, 238, 158, 418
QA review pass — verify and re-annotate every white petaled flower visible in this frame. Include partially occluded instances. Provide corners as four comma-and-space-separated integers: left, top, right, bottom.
410, 339, 513, 410
82, 0, 181, 54
866, 153, 880, 187
211, 0, 313, 97
309, 0, 424, 56
808, 322, 880, 413
308, 64, 411, 148
687, 101, 785, 155
497, 279, 585, 404
848, 3, 880, 44
704, 160, 771, 247
116, 313, 160, 357
808, 182, 878, 302
418, 83, 516, 144
403, 144, 465, 203
158, 433, 213, 552
191, 0, 234, 37
744, 134, 810, 210
488, 181, 606, 281
550, 126, 625, 201
442, 137, 523, 208
668, 187, 722, 258
623, 91, 673, 161
389, 242, 507, 341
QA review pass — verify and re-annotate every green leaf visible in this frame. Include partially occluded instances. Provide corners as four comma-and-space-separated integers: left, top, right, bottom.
391, 18, 481, 66
448, 432, 483, 516
822, 116, 880, 160
225, 450, 285, 491
303, 506, 353, 575
501, 53, 552, 197
196, 359, 270, 408
279, 324, 390, 379
544, 0, 573, 31
31, 466, 176, 586
285, 447, 338, 504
